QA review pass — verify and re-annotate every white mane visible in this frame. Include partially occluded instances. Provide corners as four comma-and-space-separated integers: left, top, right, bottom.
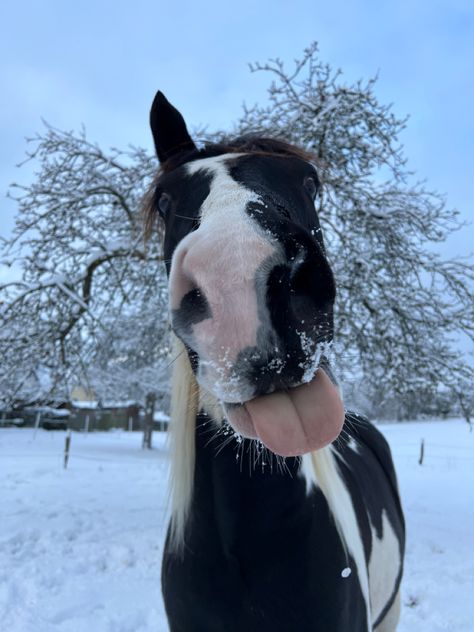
168, 334, 199, 551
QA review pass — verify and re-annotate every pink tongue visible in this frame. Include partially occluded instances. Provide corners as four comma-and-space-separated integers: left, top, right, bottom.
226, 369, 345, 457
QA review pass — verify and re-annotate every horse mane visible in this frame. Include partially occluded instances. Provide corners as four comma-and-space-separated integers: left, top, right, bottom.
167, 333, 199, 551
142, 134, 316, 240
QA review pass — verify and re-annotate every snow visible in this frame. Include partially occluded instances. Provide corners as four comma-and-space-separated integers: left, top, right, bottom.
380, 419, 474, 631
70, 400, 99, 409
70, 401, 141, 410
0, 418, 473, 631
0, 429, 169, 632
153, 411, 170, 423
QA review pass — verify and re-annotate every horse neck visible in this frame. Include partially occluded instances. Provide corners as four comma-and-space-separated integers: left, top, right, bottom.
168, 335, 306, 551
167, 336, 352, 552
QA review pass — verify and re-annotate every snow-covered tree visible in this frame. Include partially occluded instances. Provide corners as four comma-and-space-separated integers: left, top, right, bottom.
0, 125, 168, 405
235, 44, 473, 414
85, 296, 171, 405
1, 43, 472, 418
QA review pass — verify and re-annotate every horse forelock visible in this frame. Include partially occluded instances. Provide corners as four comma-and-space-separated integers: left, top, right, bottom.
161, 135, 316, 173
142, 135, 318, 241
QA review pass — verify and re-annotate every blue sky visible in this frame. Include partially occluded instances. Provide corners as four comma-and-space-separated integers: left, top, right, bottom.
1, 0, 473, 261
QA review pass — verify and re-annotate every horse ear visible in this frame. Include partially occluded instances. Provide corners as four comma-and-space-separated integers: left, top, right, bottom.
150, 91, 196, 164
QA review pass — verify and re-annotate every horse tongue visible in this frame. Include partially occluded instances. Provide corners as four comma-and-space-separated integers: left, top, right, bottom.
245, 368, 345, 457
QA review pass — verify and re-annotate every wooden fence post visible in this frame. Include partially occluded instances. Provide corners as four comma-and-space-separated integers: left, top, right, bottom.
418, 438, 425, 465
64, 431, 71, 469
33, 411, 41, 439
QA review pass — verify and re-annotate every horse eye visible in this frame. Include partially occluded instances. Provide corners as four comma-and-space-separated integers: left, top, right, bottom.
304, 176, 318, 200
158, 192, 171, 216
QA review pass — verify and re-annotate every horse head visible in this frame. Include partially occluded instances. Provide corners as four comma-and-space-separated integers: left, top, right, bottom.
145, 91, 345, 457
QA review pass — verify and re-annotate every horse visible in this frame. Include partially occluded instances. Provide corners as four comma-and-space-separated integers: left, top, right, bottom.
143, 91, 405, 632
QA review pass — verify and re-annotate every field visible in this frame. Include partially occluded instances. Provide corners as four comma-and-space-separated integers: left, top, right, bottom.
1, 419, 473, 631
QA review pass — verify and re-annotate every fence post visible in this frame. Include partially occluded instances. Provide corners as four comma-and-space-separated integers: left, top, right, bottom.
33, 411, 41, 439
64, 430, 71, 469
128, 416, 133, 432
84, 414, 90, 434
142, 392, 156, 449
418, 438, 425, 465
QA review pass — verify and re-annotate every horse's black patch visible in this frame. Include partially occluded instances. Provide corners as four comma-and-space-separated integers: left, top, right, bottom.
228, 154, 323, 244
155, 168, 213, 272
172, 287, 212, 340
231, 343, 298, 398
162, 412, 372, 632
150, 91, 196, 163
227, 153, 336, 359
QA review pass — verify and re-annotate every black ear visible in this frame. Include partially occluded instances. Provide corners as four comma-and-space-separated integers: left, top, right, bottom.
150, 91, 196, 164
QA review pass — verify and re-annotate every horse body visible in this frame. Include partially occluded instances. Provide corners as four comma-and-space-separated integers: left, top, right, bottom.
144, 91, 405, 631
162, 414, 388, 632
162, 387, 403, 631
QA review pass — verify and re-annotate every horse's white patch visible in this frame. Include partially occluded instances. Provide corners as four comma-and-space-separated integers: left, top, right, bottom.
169, 154, 281, 403
369, 510, 402, 625
301, 449, 372, 629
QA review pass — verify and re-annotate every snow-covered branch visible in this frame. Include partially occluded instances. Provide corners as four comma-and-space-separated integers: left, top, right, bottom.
0, 126, 168, 406
1, 43, 472, 420
240, 44, 473, 415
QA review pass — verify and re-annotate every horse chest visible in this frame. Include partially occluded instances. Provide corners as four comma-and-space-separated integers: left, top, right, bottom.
162, 417, 369, 632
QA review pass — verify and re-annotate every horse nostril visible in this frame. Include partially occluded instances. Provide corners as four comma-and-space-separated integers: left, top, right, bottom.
289, 251, 335, 314
184, 286, 209, 317
171, 285, 212, 337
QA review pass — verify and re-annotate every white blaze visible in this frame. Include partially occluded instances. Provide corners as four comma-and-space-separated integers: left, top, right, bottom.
169, 155, 280, 401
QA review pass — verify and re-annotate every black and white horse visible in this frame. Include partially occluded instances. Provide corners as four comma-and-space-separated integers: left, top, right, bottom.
144, 91, 405, 632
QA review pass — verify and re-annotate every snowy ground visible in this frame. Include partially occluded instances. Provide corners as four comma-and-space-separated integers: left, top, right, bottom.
0, 419, 473, 631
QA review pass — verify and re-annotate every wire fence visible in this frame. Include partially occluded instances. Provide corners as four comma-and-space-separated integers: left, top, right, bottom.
1, 430, 473, 469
